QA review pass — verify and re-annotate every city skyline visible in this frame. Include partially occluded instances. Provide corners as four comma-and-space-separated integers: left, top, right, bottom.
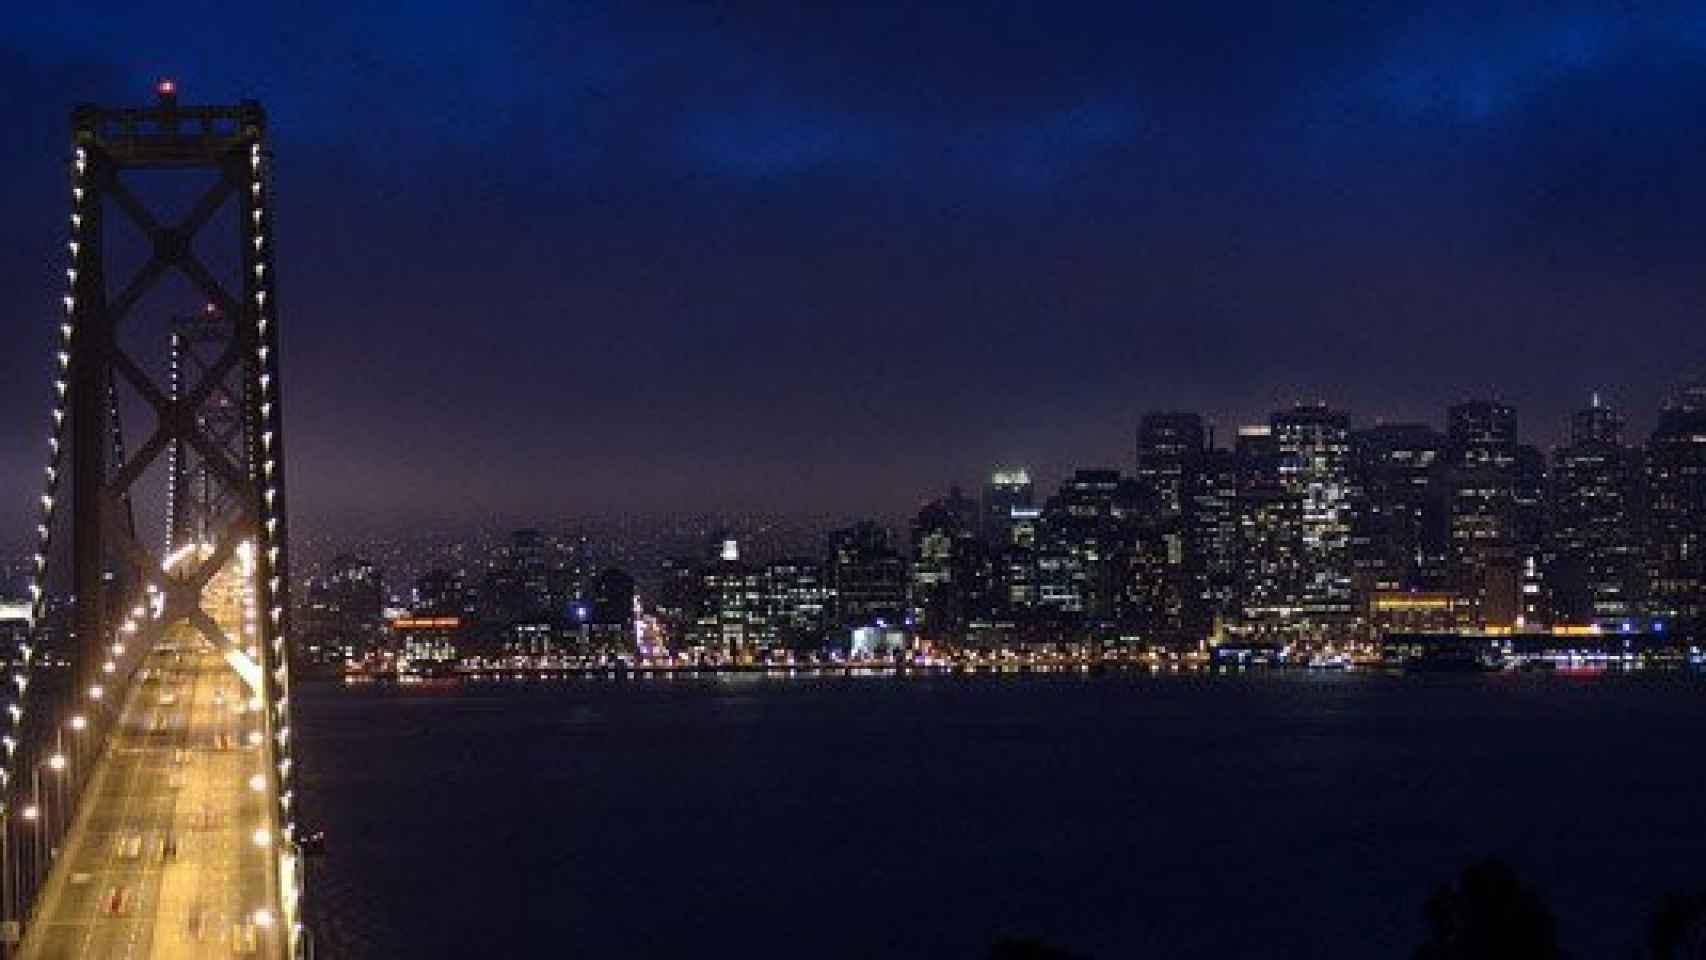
254, 381, 1706, 677
7, 3, 1706, 532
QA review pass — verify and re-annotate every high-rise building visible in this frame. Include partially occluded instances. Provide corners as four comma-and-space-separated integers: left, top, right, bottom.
1231, 424, 1297, 635
909, 488, 986, 642
1185, 447, 1240, 630
764, 558, 833, 652
509, 528, 552, 615
583, 567, 637, 656
656, 556, 704, 649
1351, 423, 1449, 599
1549, 396, 1640, 625
1272, 403, 1355, 634
1644, 383, 1706, 626
1446, 400, 1523, 627
299, 554, 384, 666
413, 568, 472, 618
1136, 412, 1206, 518
1038, 470, 1142, 626
981, 469, 1034, 547
1448, 400, 1519, 471
829, 522, 909, 633
1512, 444, 1550, 627
695, 537, 770, 659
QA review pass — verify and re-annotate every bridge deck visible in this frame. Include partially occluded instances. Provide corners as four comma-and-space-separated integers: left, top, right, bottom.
19, 623, 282, 960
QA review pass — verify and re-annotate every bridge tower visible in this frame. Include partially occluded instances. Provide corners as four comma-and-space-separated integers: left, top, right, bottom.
5, 83, 301, 953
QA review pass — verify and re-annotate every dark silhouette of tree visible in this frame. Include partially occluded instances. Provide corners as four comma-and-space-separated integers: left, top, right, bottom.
1646, 889, 1706, 959
1413, 858, 1563, 959
988, 936, 1089, 960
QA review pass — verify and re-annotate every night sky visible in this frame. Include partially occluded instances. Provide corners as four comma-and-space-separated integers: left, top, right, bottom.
5, 3, 1706, 537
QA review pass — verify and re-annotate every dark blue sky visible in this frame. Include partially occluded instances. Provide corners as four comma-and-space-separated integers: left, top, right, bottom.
5, 2, 1706, 535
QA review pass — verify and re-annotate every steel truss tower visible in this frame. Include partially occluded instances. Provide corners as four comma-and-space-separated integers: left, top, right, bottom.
4, 85, 300, 951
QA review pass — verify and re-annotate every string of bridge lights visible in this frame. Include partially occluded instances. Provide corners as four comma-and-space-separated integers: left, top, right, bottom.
1, 142, 89, 810
248, 134, 303, 946
9, 141, 158, 828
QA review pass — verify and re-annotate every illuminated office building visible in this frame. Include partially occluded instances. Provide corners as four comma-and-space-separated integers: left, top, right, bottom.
1645, 383, 1706, 626
829, 522, 909, 633
1272, 403, 1356, 634
982, 468, 1034, 546
909, 488, 988, 642
1136, 412, 1206, 518
299, 553, 384, 666
1351, 423, 1449, 597
1445, 400, 1524, 627
1549, 396, 1640, 625
764, 558, 833, 651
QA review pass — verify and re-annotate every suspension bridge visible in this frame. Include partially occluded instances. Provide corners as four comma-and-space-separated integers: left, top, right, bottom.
5, 84, 303, 958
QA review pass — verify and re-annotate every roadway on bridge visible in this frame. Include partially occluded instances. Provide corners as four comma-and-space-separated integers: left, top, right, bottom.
19, 624, 281, 959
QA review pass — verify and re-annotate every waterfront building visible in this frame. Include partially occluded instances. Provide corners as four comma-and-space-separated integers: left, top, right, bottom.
829, 522, 909, 633
391, 615, 463, 666
299, 553, 384, 667
585, 567, 637, 655
1445, 400, 1523, 628
656, 556, 704, 649
909, 488, 987, 643
1368, 591, 1458, 637
1351, 423, 1449, 598
1185, 447, 1240, 630
1272, 403, 1356, 637
695, 537, 771, 659
764, 558, 833, 652
1038, 469, 1142, 629
413, 568, 458, 614
1549, 396, 1641, 625
1645, 383, 1706, 627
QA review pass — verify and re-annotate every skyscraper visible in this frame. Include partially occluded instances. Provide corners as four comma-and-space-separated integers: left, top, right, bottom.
1446, 400, 1522, 627
695, 536, 770, 659
764, 558, 833, 652
1136, 412, 1206, 518
1448, 400, 1519, 471
1351, 423, 1449, 597
829, 522, 910, 634
982, 469, 1034, 547
1185, 447, 1240, 631
1549, 396, 1640, 625
909, 487, 986, 642
1644, 383, 1706, 626
1039, 469, 1141, 626
1272, 403, 1356, 636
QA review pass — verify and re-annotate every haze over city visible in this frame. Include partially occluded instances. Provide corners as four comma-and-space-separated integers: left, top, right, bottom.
6, 3, 1706, 537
